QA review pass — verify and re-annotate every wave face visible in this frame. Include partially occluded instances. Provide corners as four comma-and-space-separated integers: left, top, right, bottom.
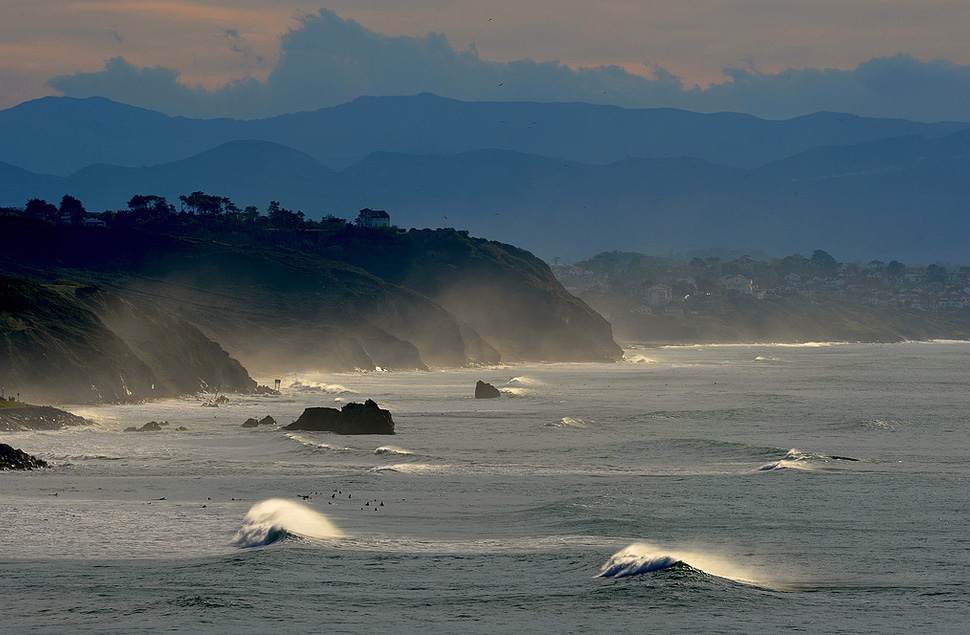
597, 543, 760, 584
231, 499, 344, 548
758, 448, 862, 471
374, 446, 413, 456
505, 376, 544, 386
597, 545, 681, 578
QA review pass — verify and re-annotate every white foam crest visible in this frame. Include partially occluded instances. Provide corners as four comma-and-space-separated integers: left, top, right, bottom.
501, 387, 535, 396
287, 380, 357, 394
506, 376, 544, 386
544, 417, 588, 428
624, 354, 658, 364
784, 448, 824, 460
231, 499, 344, 548
284, 433, 354, 452
660, 342, 845, 349
597, 542, 762, 584
368, 463, 448, 474
46, 454, 122, 462
758, 459, 817, 472
374, 446, 414, 456
754, 356, 781, 362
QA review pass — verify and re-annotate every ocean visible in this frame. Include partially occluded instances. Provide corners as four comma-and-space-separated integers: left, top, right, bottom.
1, 342, 967, 633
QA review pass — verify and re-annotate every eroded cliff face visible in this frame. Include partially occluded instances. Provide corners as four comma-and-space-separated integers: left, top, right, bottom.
0, 277, 160, 404
74, 286, 255, 396
0, 219, 618, 381
314, 228, 623, 363
0, 277, 255, 404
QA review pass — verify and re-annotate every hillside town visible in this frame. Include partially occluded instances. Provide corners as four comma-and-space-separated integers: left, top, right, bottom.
553, 250, 970, 316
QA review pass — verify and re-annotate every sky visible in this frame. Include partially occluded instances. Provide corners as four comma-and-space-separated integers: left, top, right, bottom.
2, 1, 969, 121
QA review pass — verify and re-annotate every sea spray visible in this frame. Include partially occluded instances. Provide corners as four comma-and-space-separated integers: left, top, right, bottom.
287, 380, 357, 394
506, 376, 544, 386
624, 354, 657, 364
597, 542, 762, 584
232, 499, 344, 548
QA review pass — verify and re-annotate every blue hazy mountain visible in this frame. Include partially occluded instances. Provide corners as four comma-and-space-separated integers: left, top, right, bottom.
2, 93, 967, 176
1, 127, 966, 264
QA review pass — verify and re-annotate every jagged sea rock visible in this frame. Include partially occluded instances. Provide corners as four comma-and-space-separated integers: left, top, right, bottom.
475, 381, 501, 399
285, 400, 394, 435
0, 443, 48, 470
124, 421, 163, 432
242, 415, 276, 428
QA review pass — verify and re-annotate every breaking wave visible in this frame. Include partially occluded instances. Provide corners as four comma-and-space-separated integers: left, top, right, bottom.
231, 499, 344, 548
501, 387, 535, 397
624, 354, 657, 364
543, 417, 588, 428
284, 433, 354, 453
368, 463, 449, 474
597, 543, 760, 584
374, 446, 414, 456
287, 380, 357, 394
506, 376, 544, 386
758, 448, 861, 471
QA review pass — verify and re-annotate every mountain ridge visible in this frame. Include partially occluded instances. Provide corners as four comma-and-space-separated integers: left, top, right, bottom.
3, 93, 967, 176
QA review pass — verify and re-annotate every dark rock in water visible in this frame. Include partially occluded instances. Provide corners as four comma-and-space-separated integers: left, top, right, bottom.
242, 415, 276, 428
0, 443, 48, 470
124, 420, 163, 432
285, 399, 394, 435
175, 426, 188, 431
475, 381, 501, 399
0, 404, 92, 432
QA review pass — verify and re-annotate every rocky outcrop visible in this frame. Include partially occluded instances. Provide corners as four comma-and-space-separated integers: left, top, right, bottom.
242, 415, 276, 428
0, 403, 92, 432
124, 420, 166, 432
0, 443, 48, 470
475, 381, 501, 399
285, 400, 394, 434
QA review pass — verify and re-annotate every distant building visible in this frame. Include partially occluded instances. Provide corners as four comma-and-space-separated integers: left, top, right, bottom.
355, 208, 390, 228
720, 274, 754, 295
645, 284, 672, 305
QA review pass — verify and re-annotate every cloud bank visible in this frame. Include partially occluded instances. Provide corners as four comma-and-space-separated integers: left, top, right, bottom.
50, 9, 970, 122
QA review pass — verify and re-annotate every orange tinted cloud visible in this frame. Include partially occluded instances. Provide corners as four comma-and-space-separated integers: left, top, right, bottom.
70, 1, 289, 28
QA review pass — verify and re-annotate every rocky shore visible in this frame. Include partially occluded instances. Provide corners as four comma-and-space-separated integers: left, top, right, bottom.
0, 403, 91, 432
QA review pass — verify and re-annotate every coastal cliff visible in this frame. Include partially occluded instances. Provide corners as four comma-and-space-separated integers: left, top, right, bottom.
0, 276, 255, 404
0, 218, 620, 383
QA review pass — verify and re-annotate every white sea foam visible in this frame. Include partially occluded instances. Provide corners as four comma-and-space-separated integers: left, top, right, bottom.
368, 463, 448, 474
624, 354, 657, 364
231, 499, 344, 548
506, 376, 544, 386
374, 446, 414, 456
501, 387, 535, 396
287, 380, 357, 394
544, 417, 588, 428
661, 342, 845, 349
284, 433, 354, 452
597, 542, 762, 584
758, 459, 817, 472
